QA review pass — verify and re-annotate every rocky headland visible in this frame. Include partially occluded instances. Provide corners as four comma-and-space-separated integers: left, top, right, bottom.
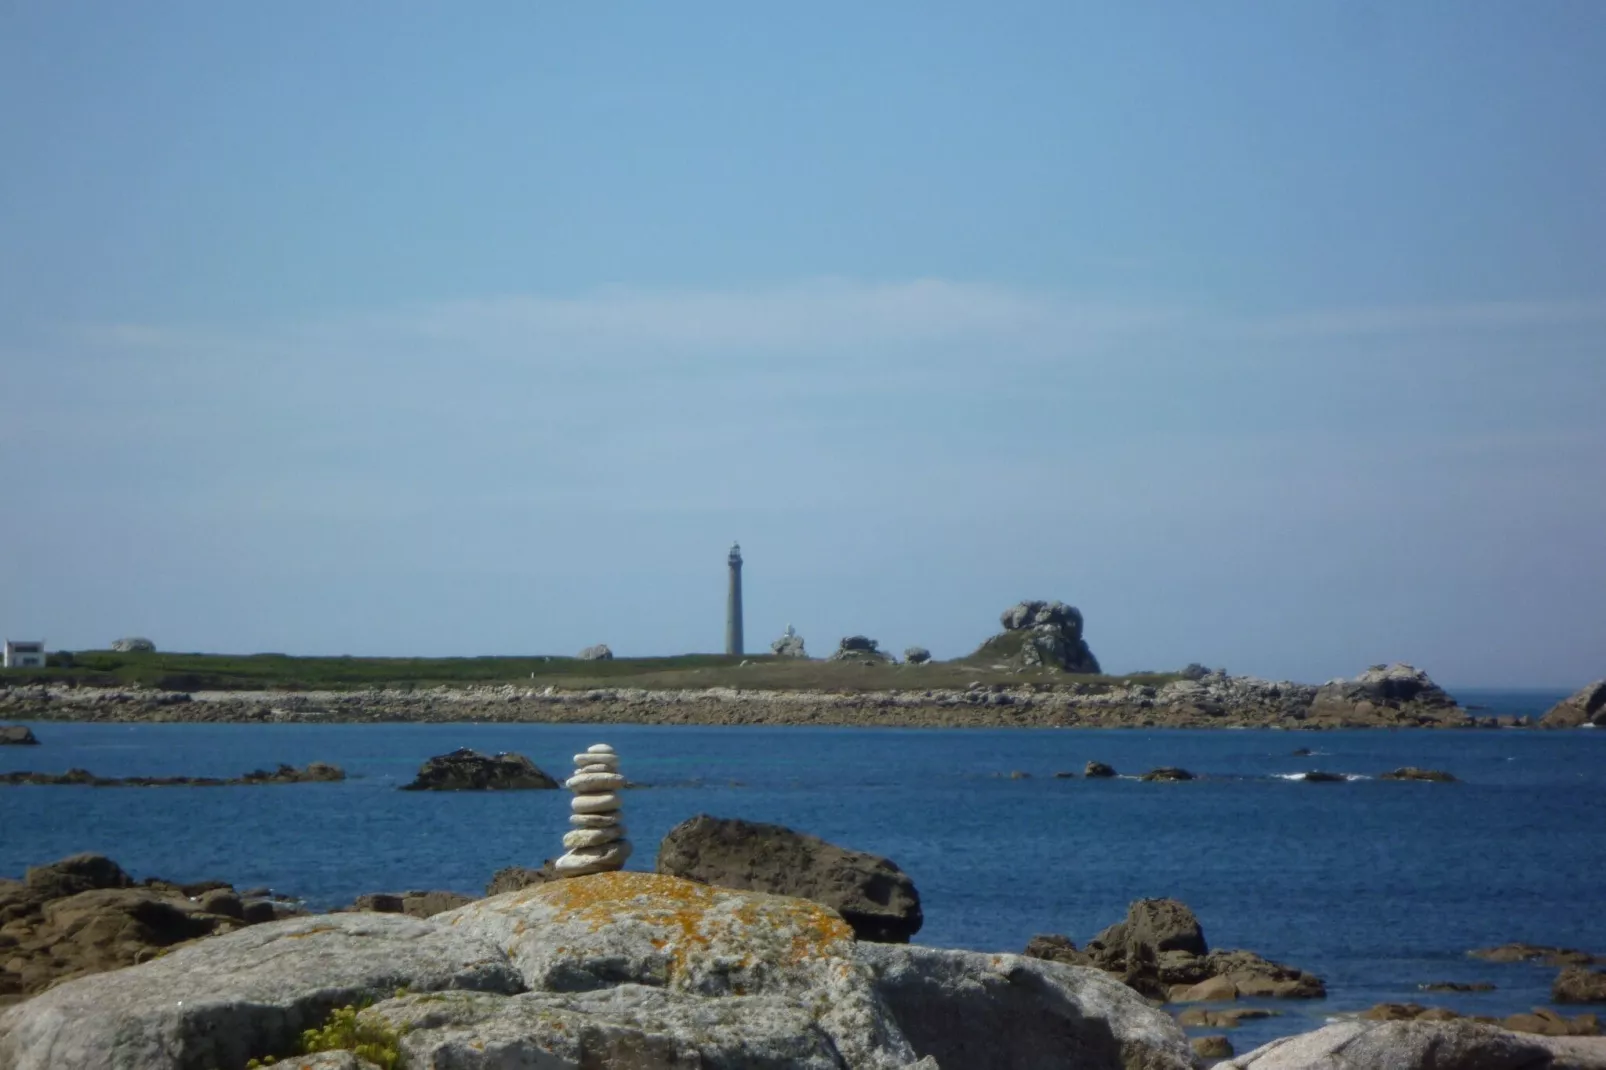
0, 662, 1507, 730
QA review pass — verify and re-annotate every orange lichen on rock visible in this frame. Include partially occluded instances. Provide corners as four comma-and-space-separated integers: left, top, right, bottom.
535, 871, 854, 979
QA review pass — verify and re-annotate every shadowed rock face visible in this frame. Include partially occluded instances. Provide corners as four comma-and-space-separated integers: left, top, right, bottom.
1309, 664, 1461, 724
401, 748, 558, 791
655, 814, 923, 943
1542, 681, 1606, 729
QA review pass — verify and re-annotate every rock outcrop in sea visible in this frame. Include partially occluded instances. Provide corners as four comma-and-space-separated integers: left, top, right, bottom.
552, 744, 632, 877
1543, 681, 1606, 729
0, 871, 1198, 1070
655, 813, 923, 943
2, 763, 343, 787
1027, 897, 1326, 1001
0, 724, 38, 745
400, 748, 558, 791
971, 600, 1101, 672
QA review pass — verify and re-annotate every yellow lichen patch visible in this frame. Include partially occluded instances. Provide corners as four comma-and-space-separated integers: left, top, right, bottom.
281, 926, 339, 940
537, 871, 854, 979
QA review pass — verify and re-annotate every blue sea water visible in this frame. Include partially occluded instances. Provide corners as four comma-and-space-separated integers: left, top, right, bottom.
2, 687, 1600, 1051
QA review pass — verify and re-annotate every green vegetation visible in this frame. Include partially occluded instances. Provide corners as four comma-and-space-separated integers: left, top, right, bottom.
1, 649, 1179, 694
246, 999, 406, 1069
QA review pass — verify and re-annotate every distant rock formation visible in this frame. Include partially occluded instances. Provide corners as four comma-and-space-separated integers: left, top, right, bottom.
971, 600, 1101, 672
655, 813, 923, 943
1541, 680, 1606, 728
577, 644, 613, 661
771, 625, 807, 658
401, 748, 559, 791
1, 763, 343, 787
1309, 664, 1460, 724
0, 725, 39, 745
110, 637, 155, 653
827, 636, 890, 663
903, 646, 931, 665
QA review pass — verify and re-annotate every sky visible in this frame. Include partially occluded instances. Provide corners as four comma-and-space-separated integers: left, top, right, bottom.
2, 2, 1603, 687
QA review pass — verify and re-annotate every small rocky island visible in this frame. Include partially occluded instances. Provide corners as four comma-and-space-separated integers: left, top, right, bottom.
401, 748, 558, 790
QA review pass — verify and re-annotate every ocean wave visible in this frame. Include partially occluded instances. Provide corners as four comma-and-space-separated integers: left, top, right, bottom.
1272, 771, 1370, 782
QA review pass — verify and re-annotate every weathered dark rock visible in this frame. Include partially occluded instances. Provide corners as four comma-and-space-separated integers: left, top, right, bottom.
1556, 967, 1606, 1004
1085, 761, 1117, 778
1194, 1034, 1235, 1060
1421, 981, 1497, 992
349, 890, 476, 919
656, 813, 923, 943
827, 636, 890, 663
24, 854, 134, 900
1380, 767, 1458, 783
1024, 933, 1088, 967
1542, 680, 1606, 729
1141, 767, 1196, 782
1299, 771, 1347, 783
401, 748, 559, 791
903, 646, 932, 665
0, 724, 39, 745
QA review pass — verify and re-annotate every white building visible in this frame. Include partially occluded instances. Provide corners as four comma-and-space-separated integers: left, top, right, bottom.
3, 640, 46, 669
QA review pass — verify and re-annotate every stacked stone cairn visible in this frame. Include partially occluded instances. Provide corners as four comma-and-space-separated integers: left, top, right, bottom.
553, 744, 632, 877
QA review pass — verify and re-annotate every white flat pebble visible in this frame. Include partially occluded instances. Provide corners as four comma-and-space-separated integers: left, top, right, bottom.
563, 826, 625, 849
552, 839, 633, 875
569, 812, 621, 828
565, 771, 627, 793
571, 792, 622, 814
586, 744, 616, 755
572, 753, 620, 770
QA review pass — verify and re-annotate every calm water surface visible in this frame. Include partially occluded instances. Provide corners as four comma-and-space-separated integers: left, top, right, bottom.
2, 687, 1598, 1050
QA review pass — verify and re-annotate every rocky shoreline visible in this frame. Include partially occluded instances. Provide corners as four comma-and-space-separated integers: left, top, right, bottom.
0, 663, 1565, 730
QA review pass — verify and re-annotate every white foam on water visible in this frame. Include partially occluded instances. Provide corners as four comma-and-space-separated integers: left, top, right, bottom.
1272, 772, 1370, 782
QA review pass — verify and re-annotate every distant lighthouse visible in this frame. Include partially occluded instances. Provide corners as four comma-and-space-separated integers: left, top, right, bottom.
726, 542, 744, 656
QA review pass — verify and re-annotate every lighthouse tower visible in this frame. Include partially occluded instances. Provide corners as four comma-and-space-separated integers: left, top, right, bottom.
726, 542, 744, 656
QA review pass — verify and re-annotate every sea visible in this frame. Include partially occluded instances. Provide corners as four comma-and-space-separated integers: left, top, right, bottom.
2, 687, 1600, 1052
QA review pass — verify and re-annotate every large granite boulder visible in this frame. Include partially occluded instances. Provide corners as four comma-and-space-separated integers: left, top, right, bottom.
903, 646, 932, 665
771, 627, 808, 658
110, 637, 156, 653
856, 943, 1193, 1070
1308, 664, 1462, 725
829, 636, 891, 663
1543, 681, 1606, 729
0, 913, 525, 1070
0, 724, 39, 745
578, 644, 614, 661
2, 871, 1196, 1070
972, 600, 1101, 673
401, 748, 559, 791
1221, 1019, 1606, 1069
655, 814, 923, 943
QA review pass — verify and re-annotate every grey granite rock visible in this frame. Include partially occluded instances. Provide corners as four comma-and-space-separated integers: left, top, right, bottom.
903, 647, 931, 665
855, 943, 1194, 1070
110, 638, 156, 653
1542, 680, 1606, 729
0, 912, 524, 1070
1221, 1018, 1606, 1069
578, 644, 614, 661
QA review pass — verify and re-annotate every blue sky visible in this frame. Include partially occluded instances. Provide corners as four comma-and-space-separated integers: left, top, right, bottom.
2, 3, 1603, 686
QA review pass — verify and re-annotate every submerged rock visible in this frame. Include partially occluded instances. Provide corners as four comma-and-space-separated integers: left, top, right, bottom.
1085, 761, 1117, 778
1556, 968, 1606, 1005
0, 724, 39, 745
401, 748, 559, 791
1471, 943, 1597, 966
1141, 767, 1196, 782
655, 813, 923, 943
1379, 767, 1458, 783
